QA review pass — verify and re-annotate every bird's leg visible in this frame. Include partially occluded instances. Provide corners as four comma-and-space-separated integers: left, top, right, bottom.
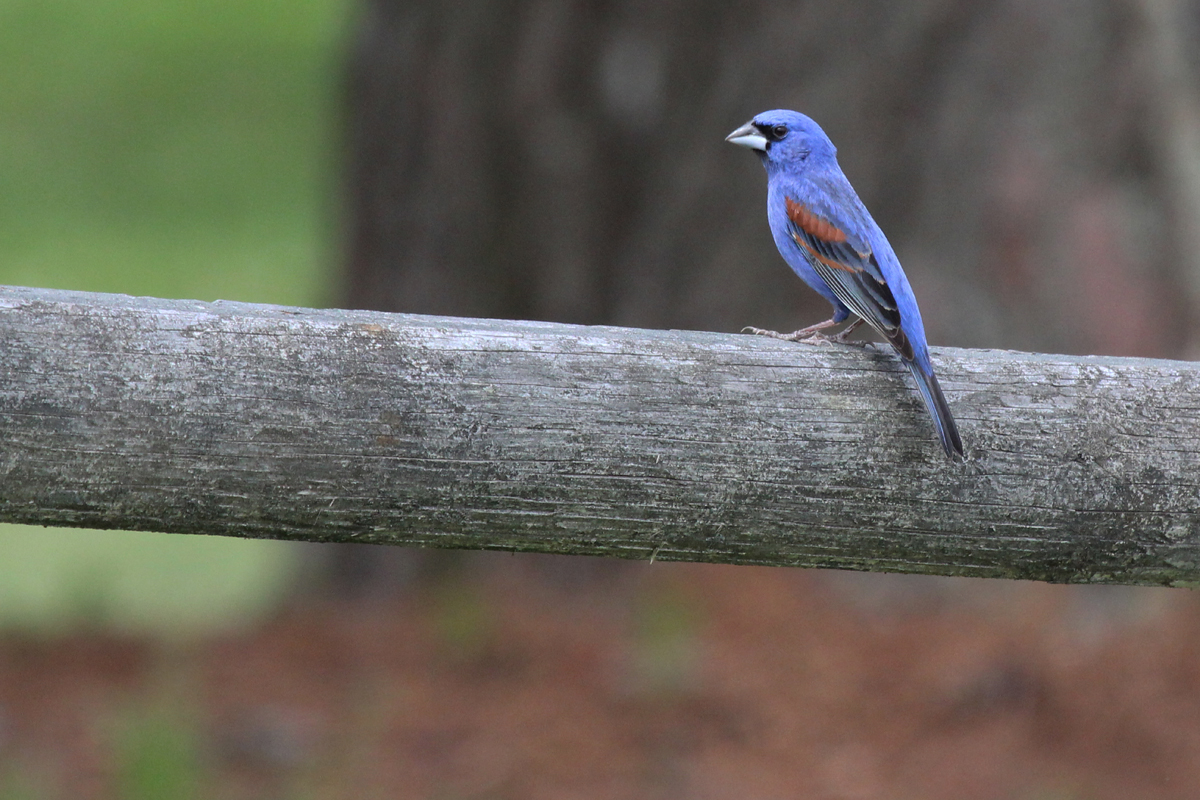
743, 316, 863, 344
829, 318, 865, 344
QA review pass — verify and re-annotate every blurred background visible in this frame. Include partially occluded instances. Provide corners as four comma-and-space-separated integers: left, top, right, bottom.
3, 0, 1200, 797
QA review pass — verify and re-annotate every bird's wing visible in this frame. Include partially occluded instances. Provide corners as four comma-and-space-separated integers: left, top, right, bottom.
783, 196, 913, 361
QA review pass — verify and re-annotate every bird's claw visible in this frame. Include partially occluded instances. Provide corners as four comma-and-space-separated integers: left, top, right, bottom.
742, 325, 856, 345
829, 330, 868, 347
741, 326, 827, 343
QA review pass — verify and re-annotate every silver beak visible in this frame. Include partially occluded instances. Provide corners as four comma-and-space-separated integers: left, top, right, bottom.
725, 120, 768, 151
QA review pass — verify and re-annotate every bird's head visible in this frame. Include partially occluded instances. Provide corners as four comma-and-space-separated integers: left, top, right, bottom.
725, 109, 835, 172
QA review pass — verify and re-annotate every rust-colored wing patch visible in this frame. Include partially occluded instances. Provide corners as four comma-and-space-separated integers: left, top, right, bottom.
790, 230, 854, 272
785, 197, 847, 243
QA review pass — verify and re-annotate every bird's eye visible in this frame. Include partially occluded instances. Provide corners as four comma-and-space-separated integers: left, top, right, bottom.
772, 125, 788, 139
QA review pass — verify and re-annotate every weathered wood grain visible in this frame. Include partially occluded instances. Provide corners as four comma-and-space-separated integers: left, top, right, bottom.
1, 286, 1198, 586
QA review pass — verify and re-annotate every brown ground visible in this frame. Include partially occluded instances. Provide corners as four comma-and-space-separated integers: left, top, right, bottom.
1, 553, 1198, 800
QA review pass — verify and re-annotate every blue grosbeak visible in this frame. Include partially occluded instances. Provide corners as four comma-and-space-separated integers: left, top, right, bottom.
727, 110, 964, 460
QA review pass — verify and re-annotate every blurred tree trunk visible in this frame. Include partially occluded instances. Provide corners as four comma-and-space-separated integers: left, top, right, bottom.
341, 0, 777, 328
330, 0, 1200, 589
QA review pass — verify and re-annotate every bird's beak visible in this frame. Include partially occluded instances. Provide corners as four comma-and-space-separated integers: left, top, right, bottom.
726, 120, 768, 151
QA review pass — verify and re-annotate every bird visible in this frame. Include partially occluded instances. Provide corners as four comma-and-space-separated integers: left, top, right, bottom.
726, 109, 964, 461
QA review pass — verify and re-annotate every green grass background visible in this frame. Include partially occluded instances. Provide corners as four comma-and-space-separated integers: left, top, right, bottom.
0, 0, 351, 632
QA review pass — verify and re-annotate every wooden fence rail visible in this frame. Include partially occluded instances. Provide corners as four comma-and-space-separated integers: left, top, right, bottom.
2, 285, 1198, 586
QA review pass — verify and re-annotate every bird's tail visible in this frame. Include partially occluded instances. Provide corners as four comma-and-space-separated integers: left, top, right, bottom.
904, 360, 964, 461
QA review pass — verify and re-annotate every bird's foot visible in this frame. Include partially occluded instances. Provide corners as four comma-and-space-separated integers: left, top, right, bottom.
828, 319, 866, 346
742, 317, 863, 345
741, 325, 829, 342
